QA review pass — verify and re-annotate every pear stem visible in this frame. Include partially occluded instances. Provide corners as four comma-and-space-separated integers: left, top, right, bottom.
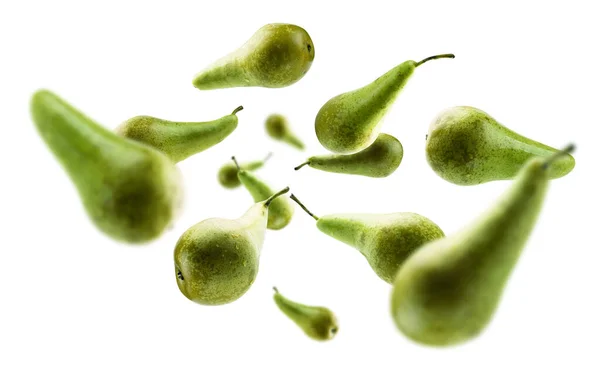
543, 144, 576, 170
263, 152, 273, 163
231, 156, 240, 171
273, 286, 279, 294
289, 194, 319, 220
231, 106, 244, 115
294, 161, 310, 171
265, 187, 290, 207
415, 53, 455, 67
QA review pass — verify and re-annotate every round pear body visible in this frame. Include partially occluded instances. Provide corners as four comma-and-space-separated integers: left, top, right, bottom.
265, 114, 305, 150
425, 106, 575, 185
193, 23, 315, 90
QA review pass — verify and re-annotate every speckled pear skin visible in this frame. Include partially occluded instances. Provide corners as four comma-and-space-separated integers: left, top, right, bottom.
296, 133, 403, 177
265, 114, 305, 150
273, 287, 338, 341
218, 159, 266, 189
30, 89, 184, 244
115, 106, 243, 163
391, 149, 573, 347
425, 106, 576, 185
315, 54, 455, 154
192, 24, 315, 90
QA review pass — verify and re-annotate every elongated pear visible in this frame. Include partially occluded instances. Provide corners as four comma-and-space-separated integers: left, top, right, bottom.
315, 54, 455, 154
290, 195, 444, 284
233, 157, 295, 230
391, 146, 575, 347
217, 153, 272, 189
273, 287, 338, 341
426, 106, 576, 185
115, 106, 243, 163
174, 188, 289, 305
265, 114, 304, 150
30, 89, 184, 243
192, 23, 315, 90
295, 133, 402, 177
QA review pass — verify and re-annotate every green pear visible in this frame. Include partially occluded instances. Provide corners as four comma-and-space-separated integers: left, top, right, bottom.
115, 106, 243, 163
192, 23, 315, 90
273, 287, 338, 341
265, 114, 305, 150
232, 157, 295, 230
425, 106, 576, 185
294, 133, 403, 177
217, 153, 272, 189
315, 54, 455, 154
174, 188, 289, 305
290, 195, 444, 284
30, 89, 184, 244
391, 145, 575, 347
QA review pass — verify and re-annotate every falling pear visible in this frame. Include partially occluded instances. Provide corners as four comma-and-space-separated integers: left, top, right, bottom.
265, 114, 305, 150
217, 153, 272, 189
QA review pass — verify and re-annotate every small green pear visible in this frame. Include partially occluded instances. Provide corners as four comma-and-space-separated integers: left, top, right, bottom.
273, 287, 338, 341
115, 106, 243, 163
265, 114, 305, 150
290, 195, 444, 284
192, 23, 315, 90
391, 145, 575, 347
174, 188, 289, 306
217, 153, 272, 189
294, 133, 403, 177
425, 106, 576, 185
232, 157, 294, 230
30, 89, 184, 243
315, 54, 455, 154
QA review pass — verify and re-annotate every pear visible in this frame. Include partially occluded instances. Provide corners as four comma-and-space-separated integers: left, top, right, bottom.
30, 89, 184, 244
232, 157, 295, 230
294, 133, 403, 177
390, 145, 575, 347
273, 287, 338, 341
115, 106, 243, 163
265, 114, 305, 150
290, 195, 444, 284
174, 187, 289, 305
192, 23, 315, 90
217, 153, 272, 189
425, 106, 576, 185
315, 54, 455, 154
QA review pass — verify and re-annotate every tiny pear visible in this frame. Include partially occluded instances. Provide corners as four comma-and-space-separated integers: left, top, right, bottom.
391, 145, 575, 347
174, 188, 289, 305
192, 23, 315, 90
315, 54, 455, 154
265, 114, 305, 150
290, 195, 444, 284
115, 106, 243, 163
233, 157, 295, 230
295, 133, 403, 177
30, 89, 184, 243
217, 153, 272, 189
425, 106, 576, 185
273, 287, 338, 341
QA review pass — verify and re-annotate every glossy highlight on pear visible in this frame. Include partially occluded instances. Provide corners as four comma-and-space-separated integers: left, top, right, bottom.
265, 114, 305, 150
217, 153, 272, 189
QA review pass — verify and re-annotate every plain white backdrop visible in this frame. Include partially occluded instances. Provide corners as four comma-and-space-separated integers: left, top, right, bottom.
1, 1, 599, 374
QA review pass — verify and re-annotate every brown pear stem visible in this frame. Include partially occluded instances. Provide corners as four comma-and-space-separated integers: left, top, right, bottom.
543, 144, 576, 170
231, 106, 244, 115
294, 161, 310, 171
231, 156, 240, 171
415, 54, 455, 67
265, 187, 290, 207
289, 194, 319, 220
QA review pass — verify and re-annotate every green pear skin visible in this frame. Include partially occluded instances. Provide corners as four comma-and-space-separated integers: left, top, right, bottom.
295, 133, 403, 177
30, 89, 184, 243
115, 106, 243, 163
391, 146, 575, 347
273, 287, 338, 341
265, 114, 305, 150
193, 23, 315, 90
425, 106, 576, 185
174, 188, 289, 305
217, 153, 271, 189
290, 195, 444, 284
315, 54, 455, 154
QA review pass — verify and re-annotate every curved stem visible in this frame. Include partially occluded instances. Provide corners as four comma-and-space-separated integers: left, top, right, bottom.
415, 53, 455, 67
231, 156, 240, 171
265, 187, 290, 207
231, 106, 244, 115
289, 194, 319, 221
543, 143, 576, 169
294, 161, 310, 171
263, 152, 273, 163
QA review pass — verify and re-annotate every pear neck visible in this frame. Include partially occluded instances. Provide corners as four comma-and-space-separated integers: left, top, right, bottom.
317, 215, 369, 251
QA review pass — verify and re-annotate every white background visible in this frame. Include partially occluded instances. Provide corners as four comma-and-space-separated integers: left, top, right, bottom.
1, 1, 599, 374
